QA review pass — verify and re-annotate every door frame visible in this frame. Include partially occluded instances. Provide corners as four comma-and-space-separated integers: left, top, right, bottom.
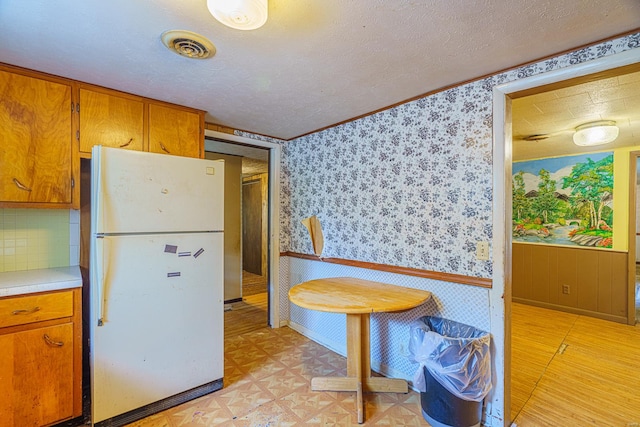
204, 130, 281, 328
629, 151, 640, 325
492, 48, 640, 426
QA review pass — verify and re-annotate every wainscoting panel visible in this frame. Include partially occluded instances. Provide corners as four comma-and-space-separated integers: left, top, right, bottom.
512, 243, 628, 323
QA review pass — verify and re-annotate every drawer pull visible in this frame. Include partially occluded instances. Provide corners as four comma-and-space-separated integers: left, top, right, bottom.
43, 334, 64, 347
12, 178, 32, 192
12, 306, 41, 315
159, 142, 170, 154
120, 138, 133, 148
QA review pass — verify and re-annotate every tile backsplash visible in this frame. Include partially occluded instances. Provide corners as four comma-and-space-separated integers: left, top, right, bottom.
0, 208, 79, 272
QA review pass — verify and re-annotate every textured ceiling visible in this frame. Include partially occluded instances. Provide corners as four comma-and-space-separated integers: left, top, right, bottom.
1, 1, 640, 140
513, 69, 640, 161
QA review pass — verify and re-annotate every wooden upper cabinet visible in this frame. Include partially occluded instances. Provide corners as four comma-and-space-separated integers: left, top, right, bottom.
79, 87, 145, 155
148, 103, 203, 158
0, 68, 73, 206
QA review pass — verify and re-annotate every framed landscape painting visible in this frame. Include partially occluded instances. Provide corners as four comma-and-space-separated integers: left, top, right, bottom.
512, 152, 613, 249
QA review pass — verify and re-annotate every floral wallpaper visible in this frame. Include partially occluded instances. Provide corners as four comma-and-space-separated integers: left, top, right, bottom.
239, 32, 640, 281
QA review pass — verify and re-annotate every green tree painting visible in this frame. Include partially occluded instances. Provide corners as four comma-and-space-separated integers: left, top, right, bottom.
532, 169, 561, 224
512, 152, 613, 248
512, 171, 530, 221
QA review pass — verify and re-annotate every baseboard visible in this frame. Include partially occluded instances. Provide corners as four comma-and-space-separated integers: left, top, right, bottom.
512, 298, 628, 324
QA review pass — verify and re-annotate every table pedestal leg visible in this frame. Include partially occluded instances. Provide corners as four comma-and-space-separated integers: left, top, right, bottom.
347, 313, 365, 423
310, 313, 408, 424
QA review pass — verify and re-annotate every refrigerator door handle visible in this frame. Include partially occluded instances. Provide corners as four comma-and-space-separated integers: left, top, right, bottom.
94, 147, 104, 232
95, 236, 107, 326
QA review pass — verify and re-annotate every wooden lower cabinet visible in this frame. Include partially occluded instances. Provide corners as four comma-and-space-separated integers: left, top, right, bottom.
0, 289, 82, 426
0, 323, 74, 426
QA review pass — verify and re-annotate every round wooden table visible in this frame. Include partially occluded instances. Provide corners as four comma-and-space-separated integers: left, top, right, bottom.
289, 277, 431, 424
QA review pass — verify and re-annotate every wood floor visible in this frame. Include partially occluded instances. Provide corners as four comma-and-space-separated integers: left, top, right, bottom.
241, 270, 268, 297
511, 302, 640, 426
223, 270, 270, 338
224, 292, 268, 338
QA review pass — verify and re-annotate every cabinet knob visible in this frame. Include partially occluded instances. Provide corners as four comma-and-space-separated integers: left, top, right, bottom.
43, 334, 64, 347
159, 142, 171, 154
12, 178, 32, 192
120, 138, 133, 148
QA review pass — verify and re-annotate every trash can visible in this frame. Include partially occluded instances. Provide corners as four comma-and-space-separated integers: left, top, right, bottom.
408, 316, 491, 427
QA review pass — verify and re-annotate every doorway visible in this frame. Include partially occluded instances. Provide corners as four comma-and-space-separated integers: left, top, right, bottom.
493, 48, 640, 425
633, 153, 640, 323
204, 131, 281, 337
242, 171, 269, 291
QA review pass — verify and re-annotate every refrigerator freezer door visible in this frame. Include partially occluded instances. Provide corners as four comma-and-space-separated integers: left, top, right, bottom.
90, 232, 224, 424
92, 146, 224, 234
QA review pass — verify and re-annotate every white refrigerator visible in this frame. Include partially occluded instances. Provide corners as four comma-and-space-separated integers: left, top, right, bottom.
90, 146, 225, 426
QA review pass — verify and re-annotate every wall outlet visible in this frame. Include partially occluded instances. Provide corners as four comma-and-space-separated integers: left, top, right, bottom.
562, 284, 570, 294
476, 241, 490, 260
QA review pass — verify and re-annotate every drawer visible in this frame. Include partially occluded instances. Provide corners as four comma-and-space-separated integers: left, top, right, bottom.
0, 291, 73, 329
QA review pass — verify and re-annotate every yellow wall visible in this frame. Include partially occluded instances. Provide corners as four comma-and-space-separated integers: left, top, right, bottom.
0, 209, 71, 272
612, 145, 640, 252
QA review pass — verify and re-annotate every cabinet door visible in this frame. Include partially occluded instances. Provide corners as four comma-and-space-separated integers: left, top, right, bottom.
0, 323, 74, 426
148, 103, 202, 158
0, 69, 72, 204
79, 87, 145, 154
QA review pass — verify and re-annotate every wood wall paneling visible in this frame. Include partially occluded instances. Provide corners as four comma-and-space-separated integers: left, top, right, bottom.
611, 254, 628, 318
597, 252, 613, 314
531, 245, 550, 303
512, 244, 524, 298
548, 246, 559, 305
512, 243, 628, 322
576, 250, 599, 312
525, 245, 533, 300
556, 247, 578, 308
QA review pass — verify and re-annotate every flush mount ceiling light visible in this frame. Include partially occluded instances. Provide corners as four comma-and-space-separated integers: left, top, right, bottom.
207, 0, 267, 30
573, 120, 619, 147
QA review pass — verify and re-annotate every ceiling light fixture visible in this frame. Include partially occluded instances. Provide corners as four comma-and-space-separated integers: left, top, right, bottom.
207, 0, 267, 30
572, 120, 619, 147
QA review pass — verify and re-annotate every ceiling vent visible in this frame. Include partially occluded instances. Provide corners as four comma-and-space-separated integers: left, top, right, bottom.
161, 30, 215, 59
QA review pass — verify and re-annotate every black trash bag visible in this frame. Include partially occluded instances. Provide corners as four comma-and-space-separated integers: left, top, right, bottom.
408, 316, 491, 402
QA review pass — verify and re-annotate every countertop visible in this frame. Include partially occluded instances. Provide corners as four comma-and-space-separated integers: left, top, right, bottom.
0, 266, 82, 298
